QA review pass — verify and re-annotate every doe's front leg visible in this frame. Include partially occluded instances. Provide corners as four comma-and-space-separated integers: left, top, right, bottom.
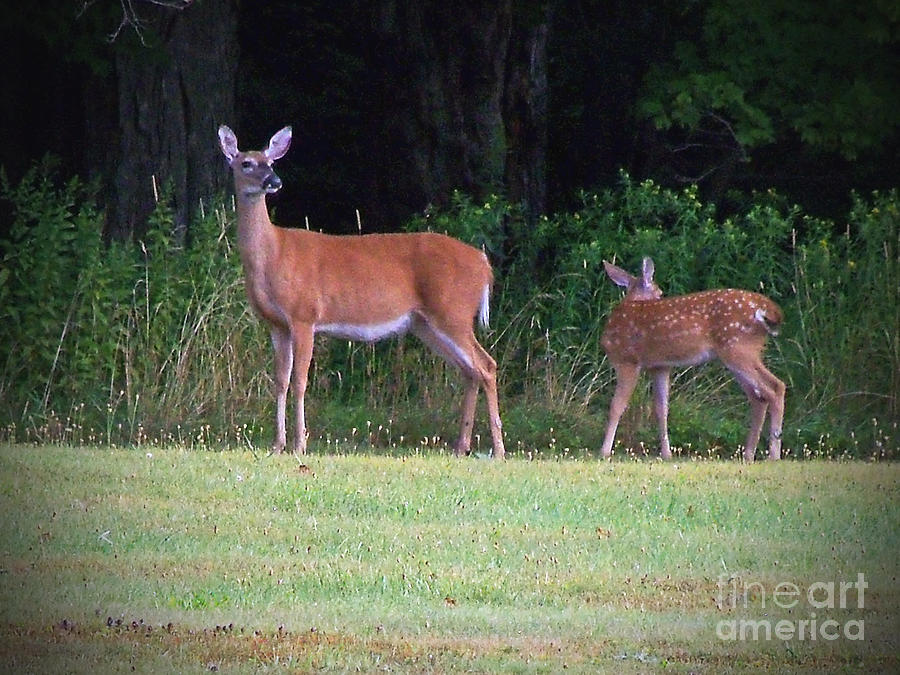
270, 328, 293, 454
291, 324, 315, 456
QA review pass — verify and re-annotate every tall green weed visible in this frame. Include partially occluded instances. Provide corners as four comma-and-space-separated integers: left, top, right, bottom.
0, 164, 270, 446
0, 163, 895, 457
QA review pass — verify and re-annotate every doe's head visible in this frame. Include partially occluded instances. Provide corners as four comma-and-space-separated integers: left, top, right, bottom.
217, 125, 292, 197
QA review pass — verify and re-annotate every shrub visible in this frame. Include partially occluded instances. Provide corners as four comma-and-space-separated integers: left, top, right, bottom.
0, 163, 269, 447
1, 162, 895, 458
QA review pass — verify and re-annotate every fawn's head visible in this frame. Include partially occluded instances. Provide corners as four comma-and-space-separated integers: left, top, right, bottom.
218, 125, 292, 199
603, 257, 663, 301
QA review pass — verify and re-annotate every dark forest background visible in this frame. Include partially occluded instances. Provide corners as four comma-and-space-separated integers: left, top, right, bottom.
1, 0, 897, 241
0, 1, 897, 457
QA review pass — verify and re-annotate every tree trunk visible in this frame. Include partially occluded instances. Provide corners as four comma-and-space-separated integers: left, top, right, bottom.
109, 0, 239, 243
503, 3, 550, 225
370, 1, 549, 230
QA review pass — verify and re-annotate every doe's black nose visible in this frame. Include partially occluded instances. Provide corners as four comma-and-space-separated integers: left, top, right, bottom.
262, 173, 282, 191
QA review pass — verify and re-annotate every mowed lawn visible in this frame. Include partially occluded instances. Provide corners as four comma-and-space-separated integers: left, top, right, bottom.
0, 443, 897, 673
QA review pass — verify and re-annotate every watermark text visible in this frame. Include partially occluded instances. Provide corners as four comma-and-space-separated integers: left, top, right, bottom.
716, 573, 866, 641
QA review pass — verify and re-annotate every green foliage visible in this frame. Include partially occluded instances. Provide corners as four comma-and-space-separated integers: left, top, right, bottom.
0, 158, 108, 411
640, 63, 774, 148
0, 162, 270, 446
784, 190, 899, 451
406, 174, 897, 458
0, 162, 896, 458
405, 190, 513, 264
638, 0, 900, 160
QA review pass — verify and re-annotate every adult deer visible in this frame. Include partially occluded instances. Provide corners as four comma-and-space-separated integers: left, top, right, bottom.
599, 257, 785, 461
218, 125, 505, 458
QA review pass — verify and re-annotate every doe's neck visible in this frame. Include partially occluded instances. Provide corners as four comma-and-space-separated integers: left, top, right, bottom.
235, 192, 273, 228
234, 192, 277, 263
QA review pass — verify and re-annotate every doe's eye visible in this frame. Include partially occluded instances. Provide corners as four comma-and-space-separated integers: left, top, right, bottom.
241, 160, 254, 169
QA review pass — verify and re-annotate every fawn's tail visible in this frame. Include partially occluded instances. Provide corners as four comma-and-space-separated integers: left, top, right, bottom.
755, 299, 784, 336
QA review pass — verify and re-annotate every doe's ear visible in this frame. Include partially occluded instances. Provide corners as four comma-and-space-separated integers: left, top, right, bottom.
603, 260, 634, 288
218, 125, 239, 161
265, 126, 292, 161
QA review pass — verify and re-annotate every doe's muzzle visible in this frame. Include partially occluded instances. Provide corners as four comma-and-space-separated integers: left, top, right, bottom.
262, 172, 282, 193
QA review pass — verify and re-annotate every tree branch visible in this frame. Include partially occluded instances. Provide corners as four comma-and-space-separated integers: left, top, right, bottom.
78, 0, 194, 45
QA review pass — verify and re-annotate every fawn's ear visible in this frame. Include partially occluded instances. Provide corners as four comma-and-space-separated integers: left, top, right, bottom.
603, 260, 634, 288
265, 126, 292, 161
641, 257, 655, 284
218, 125, 239, 162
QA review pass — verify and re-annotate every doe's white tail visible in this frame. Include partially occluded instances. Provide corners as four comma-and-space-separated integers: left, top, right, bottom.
479, 283, 491, 328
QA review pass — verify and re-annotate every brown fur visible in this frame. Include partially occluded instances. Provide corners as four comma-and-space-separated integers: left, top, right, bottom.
219, 125, 505, 458
599, 258, 785, 461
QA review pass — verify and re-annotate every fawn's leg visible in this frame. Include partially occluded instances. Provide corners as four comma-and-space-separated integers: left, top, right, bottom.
736, 381, 768, 461
724, 350, 785, 461
756, 364, 785, 459
651, 368, 673, 459
600, 363, 640, 458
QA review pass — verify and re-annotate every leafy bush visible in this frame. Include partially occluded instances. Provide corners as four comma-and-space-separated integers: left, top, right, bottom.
781, 190, 898, 455
1, 162, 895, 458
0, 163, 270, 447
440, 174, 897, 457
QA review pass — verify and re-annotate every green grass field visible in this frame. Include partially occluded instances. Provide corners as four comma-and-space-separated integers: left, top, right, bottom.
1, 444, 897, 673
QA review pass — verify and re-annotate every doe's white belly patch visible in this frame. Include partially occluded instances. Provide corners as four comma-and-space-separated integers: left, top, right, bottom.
316, 313, 412, 342
315, 313, 475, 372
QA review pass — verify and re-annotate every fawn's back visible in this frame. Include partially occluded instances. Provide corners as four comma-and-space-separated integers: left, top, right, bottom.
601, 289, 783, 368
